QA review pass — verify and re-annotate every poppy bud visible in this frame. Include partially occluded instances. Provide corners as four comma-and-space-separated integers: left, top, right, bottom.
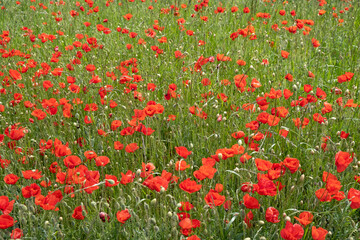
107, 179, 115, 185
258, 220, 265, 225
167, 211, 173, 217
19, 204, 28, 211
300, 174, 305, 182
150, 218, 156, 224
285, 216, 291, 222
144, 203, 149, 210
91, 201, 97, 207
260, 237, 267, 240
172, 214, 179, 223
59, 217, 63, 221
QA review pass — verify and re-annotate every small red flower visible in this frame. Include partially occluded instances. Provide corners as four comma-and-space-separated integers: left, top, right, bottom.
72, 206, 86, 220
175, 146, 192, 159
116, 209, 131, 224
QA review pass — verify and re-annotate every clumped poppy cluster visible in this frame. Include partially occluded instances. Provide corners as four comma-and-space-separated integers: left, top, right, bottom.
0, 0, 358, 239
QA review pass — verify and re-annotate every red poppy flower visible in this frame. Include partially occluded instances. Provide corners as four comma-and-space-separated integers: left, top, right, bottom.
335, 151, 353, 172
340, 131, 349, 139
312, 226, 328, 240
120, 170, 135, 185
243, 194, 260, 209
204, 189, 225, 208
175, 146, 192, 159
105, 175, 119, 187
348, 188, 360, 209
294, 212, 313, 226
10, 228, 23, 239
179, 178, 202, 193
140, 162, 155, 178
193, 165, 217, 180
187, 235, 200, 240
0, 214, 14, 229
175, 160, 190, 171
116, 209, 131, 224
95, 156, 110, 167
143, 175, 169, 192
72, 206, 85, 220
63, 155, 82, 169
114, 141, 124, 150
280, 221, 304, 240
244, 211, 253, 228
281, 50, 289, 59
315, 188, 333, 202
0, 196, 15, 215
22, 183, 41, 198
178, 202, 194, 211
255, 158, 272, 171
283, 157, 299, 173
265, 207, 280, 223
125, 143, 139, 153
22, 169, 42, 180
9, 69, 22, 80
4, 174, 19, 185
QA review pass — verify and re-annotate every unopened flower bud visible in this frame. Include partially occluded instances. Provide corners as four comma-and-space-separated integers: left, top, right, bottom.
107, 179, 115, 185
300, 174, 305, 182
